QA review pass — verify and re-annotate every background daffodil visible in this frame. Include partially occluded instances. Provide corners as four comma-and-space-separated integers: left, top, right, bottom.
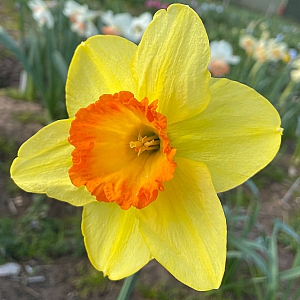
10, 4, 282, 291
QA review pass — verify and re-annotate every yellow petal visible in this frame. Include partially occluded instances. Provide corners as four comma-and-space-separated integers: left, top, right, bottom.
66, 35, 137, 117
169, 78, 282, 192
136, 157, 226, 291
132, 4, 211, 124
10, 119, 94, 206
82, 201, 151, 279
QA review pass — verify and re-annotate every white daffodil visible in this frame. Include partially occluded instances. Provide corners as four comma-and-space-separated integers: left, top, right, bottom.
267, 39, 289, 62
125, 12, 152, 43
209, 40, 240, 76
252, 39, 269, 63
69, 14, 98, 37
101, 10, 132, 36
28, 0, 54, 29
239, 34, 257, 55
101, 11, 152, 44
63, 0, 100, 37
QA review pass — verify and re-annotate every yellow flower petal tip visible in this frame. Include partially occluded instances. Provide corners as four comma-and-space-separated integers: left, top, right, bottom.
10, 3, 281, 291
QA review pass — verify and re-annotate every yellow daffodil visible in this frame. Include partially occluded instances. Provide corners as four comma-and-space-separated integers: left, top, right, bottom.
11, 4, 282, 291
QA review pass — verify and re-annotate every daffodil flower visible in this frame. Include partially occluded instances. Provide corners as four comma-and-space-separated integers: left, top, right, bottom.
209, 40, 240, 76
267, 39, 289, 63
101, 10, 133, 37
28, 0, 55, 29
127, 12, 152, 43
253, 39, 269, 63
11, 4, 282, 291
101, 10, 152, 44
63, 0, 100, 37
239, 34, 257, 55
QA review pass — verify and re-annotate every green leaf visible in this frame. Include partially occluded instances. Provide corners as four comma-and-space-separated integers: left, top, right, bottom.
52, 50, 68, 82
0, 26, 45, 96
266, 234, 279, 298
250, 266, 299, 285
245, 179, 260, 199
229, 235, 268, 274
226, 250, 243, 259
274, 219, 300, 244
279, 266, 300, 281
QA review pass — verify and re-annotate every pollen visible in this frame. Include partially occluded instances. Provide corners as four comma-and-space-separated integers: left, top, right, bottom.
68, 91, 176, 210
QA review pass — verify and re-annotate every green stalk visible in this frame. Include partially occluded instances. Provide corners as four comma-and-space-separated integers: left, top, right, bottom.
248, 60, 262, 86
278, 81, 295, 107
116, 272, 140, 300
268, 64, 291, 103
239, 55, 253, 83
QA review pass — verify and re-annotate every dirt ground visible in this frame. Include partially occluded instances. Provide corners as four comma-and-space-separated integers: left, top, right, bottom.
0, 255, 181, 300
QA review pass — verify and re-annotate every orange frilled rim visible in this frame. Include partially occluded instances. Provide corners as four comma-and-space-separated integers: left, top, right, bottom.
68, 91, 177, 210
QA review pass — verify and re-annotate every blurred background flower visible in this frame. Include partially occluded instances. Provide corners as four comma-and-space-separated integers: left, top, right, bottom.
101, 10, 152, 43
28, 0, 55, 28
209, 40, 240, 76
63, 0, 100, 37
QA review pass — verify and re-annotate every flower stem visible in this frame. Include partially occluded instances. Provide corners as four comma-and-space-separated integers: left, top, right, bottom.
278, 81, 294, 107
116, 272, 140, 300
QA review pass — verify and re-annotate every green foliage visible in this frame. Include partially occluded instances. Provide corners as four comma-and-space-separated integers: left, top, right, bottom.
0, 195, 85, 262
252, 160, 286, 188
215, 191, 300, 300
279, 211, 300, 252
73, 261, 108, 297
139, 285, 185, 300
12, 110, 48, 125
0, 1, 83, 120
0, 217, 19, 264
0, 133, 16, 174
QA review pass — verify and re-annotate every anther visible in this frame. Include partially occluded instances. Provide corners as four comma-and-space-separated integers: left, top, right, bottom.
129, 131, 160, 156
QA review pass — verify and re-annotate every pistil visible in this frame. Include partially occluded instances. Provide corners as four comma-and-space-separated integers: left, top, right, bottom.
130, 131, 160, 156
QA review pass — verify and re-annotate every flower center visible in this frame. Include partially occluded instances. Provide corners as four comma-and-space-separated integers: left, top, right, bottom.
68, 91, 176, 210
129, 131, 160, 156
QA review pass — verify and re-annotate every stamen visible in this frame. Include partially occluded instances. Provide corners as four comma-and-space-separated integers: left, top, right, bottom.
130, 131, 160, 156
